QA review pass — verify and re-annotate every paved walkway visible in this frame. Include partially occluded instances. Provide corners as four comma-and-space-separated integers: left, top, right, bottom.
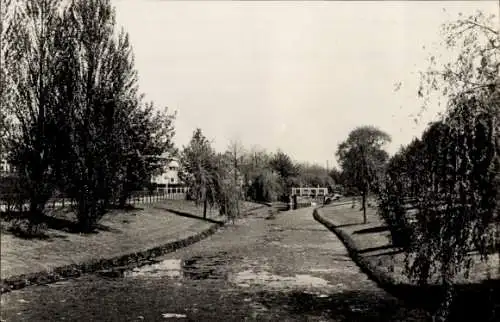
1, 207, 428, 321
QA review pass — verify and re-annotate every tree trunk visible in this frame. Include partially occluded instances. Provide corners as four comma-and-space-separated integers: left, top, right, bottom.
203, 197, 207, 219
118, 192, 128, 208
362, 191, 367, 224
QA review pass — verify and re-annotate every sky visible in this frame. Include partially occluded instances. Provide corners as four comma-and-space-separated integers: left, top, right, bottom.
112, 0, 499, 167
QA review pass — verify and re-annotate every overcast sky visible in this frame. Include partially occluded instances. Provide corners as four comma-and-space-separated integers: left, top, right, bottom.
112, 0, 498, 167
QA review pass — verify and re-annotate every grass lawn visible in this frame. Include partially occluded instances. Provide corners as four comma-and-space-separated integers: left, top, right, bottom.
317, 202, 499, 285
316, 202, 500, 319
0, 200, 263, 280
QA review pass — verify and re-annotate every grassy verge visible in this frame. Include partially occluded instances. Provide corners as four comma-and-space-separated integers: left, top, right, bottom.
314, 203, 500, 320
1, 200, 267, 293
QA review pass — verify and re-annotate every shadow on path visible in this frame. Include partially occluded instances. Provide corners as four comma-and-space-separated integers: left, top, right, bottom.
354, 226, 390, 235
255, 282, 500, 321
254, 289, 430, 321
1, 211, 119, 238
365, 249, 404, 258
388, 279, 500, 321
335, 223, 364, 228
358, 245, 396, 254
158, 207, 225, 225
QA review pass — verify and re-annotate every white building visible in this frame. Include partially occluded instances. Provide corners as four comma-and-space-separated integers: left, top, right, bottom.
151, 157, 182, 191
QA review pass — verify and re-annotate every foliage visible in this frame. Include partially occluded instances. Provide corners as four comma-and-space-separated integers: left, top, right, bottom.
336, 125, 391, 223
269, 150, 299, 200
387, 10, 499, 321
49, 0, 136, 231
380, 97, 498, 320
247, 168, 281, 202
221, 140, 245, 214
116, 102, 177, 207
296, 163, 335, 189
269, 150, 299, 179
1, 0, 175, 232
178, 129, 218, 218
213, 152, 241, 221
0, 0, 19, 156
2, 0, 65, 220
0, 174, 30, 212
240, 147, 275, 201
7, 217, 48, 239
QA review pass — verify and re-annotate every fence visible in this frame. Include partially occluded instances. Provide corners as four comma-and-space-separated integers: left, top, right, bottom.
291, 187, 328, 197
126, 189, 188, 205
0, 188, 189, 213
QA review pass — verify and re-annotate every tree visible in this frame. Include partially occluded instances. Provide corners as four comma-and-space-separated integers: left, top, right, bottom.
53, 0, 149, 231
225, 140, 245, 213
393, 10, 499, 321
240, 147, 280, 202
178, 129, 218, 219
296, 163, 335, 189
116, 102, 177, 207
213, 152, 241, 222
328, 167, 342, 184
0, 0, 17, 157
247, 168, 281, 202
269, 150, 299, 200
2, 0, 65, 219
336, 126, 391, 223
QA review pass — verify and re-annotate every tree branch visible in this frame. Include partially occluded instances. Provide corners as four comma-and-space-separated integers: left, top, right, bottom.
463, 20, 498, 35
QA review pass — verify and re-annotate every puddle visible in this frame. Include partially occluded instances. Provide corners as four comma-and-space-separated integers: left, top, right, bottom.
47, 280, 72, 288
120, 252, 235, 280
124, 259, 182, 278
309, 268, 336, 273
162, 313, 187, 319
233, 270, 331, 289
182, 253, 229, 280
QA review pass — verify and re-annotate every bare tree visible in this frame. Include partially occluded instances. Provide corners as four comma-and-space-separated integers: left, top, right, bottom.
226, 139, 246, 213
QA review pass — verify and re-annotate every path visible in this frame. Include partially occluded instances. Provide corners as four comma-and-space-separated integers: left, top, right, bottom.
0, 207, 428, 321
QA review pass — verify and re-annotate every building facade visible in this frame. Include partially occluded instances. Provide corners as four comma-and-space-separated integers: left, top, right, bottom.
151, 157, 183, 191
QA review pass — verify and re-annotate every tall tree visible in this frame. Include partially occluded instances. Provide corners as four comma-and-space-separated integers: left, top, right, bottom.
393, 10, 499, 321
55, 0, 146, 231
336, 126, 391, 223
3, 0, 65, 218
178, 129, 218, 219
0, 0, 17, 157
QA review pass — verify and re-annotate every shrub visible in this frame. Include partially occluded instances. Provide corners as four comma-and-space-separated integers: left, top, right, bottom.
7, 218, 48, 239
377, 181, 413, 250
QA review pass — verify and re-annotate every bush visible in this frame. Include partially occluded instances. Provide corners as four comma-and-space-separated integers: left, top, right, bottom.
377, 184, 413, 250
0, 175, 31, 213
7, 218, 48, 239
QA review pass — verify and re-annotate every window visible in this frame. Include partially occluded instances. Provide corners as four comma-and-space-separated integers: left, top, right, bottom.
170, 178, 175, 183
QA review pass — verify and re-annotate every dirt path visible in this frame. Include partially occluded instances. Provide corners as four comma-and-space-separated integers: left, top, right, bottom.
0, 207, 429, 321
